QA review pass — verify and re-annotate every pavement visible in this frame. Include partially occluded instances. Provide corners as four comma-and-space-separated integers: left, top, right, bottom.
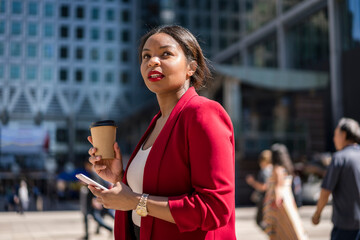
0, 205, 332, 240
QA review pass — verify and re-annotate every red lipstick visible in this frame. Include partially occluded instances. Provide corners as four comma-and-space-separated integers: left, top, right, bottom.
148, 70, 164, 82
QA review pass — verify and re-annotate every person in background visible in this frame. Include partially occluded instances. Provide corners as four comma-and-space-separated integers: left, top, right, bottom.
312, 118, 360, 240
87, 25, 236, 240
18, 179, 29, 214
246, 149, 273, 230
263, 143, 307, 240
80, 162, 114, 240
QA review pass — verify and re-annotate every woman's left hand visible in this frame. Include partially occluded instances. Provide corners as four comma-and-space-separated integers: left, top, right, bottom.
88, 182, 139, 211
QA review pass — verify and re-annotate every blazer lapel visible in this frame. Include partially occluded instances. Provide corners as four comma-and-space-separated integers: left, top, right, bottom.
143, 87, 197, 193
141, 87, 198, 240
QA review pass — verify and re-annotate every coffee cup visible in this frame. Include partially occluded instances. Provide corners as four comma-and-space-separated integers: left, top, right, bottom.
90, 120, 117, 160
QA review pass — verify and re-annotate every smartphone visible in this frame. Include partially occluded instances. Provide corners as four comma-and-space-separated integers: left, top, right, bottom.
76, 173, 108, 190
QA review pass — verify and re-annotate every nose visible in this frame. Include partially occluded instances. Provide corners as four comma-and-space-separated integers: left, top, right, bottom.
148, 56, 160, 67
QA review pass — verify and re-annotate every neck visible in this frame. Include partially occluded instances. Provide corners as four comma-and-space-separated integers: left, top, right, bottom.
342, 141, 357, 149
156, 86, 189, 118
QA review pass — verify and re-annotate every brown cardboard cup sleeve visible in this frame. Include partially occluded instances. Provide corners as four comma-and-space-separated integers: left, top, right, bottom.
90, 120, 117, 160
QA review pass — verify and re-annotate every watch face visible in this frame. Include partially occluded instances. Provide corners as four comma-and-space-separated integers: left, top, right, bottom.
136, 207, 147, 217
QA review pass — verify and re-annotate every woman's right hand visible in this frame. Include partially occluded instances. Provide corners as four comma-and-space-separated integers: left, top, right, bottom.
87, 136, 124, 184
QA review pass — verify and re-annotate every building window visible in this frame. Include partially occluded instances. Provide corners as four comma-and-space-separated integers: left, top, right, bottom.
105, 29, 114, 41
59, 46, 68, 59
121, 29, 130, 42
90, 70, 98, 83
219, 0, 229, 11
27, 22, 37, 37
90, 48, 99, 61
28, 2, 38, 16
43, 44, 54, 59
12, 1, 22, 14
232, 19, 239, 31
120, 71, 129, 84
248, 35, 278, 68
219, 17, 227, 30
0, 66, 4, 80
44, 3, 54, 17
60, 25, 69, 38
56, 128, 68, 142
105, 49, 114, 62
75, 69, 83, 82
76, 27, 84, 39
26, 66, 37, 81
288, 9, 329, 69
205, 16, 211, 30
0, 42, 4, 56
121, 49, 129, 62
91, 28, 100, 40
122, 10, 130, 22
60, 5, 70, 18
59, 68, 68, 82
0, 22, 5, 35
75, 47, 84, 59
105, 71, 114, 83
10, 65, 21, 80
0, 1, 5, 13
76, 6, 85, 19
27, 43, 37, 58
43, 66, 52, 81
91, 8, 100, 20
11, 21, 22, 35
178, 14, 187, 26
106, 9, 114, 21
10, 42, 21, 57
44, 24, 53, 38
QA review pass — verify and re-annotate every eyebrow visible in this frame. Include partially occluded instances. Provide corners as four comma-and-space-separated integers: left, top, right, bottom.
142, 45, 176, 52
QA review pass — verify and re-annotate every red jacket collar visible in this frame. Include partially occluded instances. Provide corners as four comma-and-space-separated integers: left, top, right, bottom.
122, 87, 198, 185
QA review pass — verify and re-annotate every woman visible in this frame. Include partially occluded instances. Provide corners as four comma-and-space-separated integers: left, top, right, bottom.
246, 149, 273, 230
87, 25, 236, 240
263, 144, 307, 240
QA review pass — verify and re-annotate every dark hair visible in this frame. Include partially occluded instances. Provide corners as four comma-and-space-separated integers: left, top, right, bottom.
138, 25, 211, 90
271, 143, 294, 175
338, 118, 360, 143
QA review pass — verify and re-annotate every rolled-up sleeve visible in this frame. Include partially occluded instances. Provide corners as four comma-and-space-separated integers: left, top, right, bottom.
168, 101, 235, 232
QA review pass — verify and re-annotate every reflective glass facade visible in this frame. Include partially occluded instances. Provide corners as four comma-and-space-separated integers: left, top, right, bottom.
244, 0, 276, 34
287, 9, 329, 70
340, 0, 360, 51
248, 35, 277, 68
283, 0, 304, 12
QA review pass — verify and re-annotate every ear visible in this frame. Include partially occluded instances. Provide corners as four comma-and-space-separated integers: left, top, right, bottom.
187, 61, 197, 78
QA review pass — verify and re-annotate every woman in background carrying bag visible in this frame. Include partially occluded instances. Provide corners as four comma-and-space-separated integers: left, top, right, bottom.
263, 143, 307, 240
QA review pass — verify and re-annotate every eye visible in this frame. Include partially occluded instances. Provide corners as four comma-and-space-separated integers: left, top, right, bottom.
162, 51, 172, 57
143, 54, 151, 59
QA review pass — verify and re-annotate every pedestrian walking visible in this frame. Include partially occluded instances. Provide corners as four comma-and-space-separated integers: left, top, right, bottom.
80, 162, 114, 240
263, 143, 307, 240
246, 149, 273, 230
312, 118, 360, 240
18, 180, 29, 214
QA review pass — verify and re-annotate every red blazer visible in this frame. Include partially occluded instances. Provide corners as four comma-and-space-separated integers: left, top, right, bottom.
114, 87, 236, 240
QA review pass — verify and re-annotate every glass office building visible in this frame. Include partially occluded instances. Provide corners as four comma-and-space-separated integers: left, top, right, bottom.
213, 0, 360, 204
0, 0, 144, 173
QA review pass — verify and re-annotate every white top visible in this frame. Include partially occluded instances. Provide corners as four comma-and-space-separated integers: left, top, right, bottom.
127, 144, 151, 227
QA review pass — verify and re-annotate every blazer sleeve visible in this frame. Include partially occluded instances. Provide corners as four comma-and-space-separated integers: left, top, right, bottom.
168, 100, 235, 232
